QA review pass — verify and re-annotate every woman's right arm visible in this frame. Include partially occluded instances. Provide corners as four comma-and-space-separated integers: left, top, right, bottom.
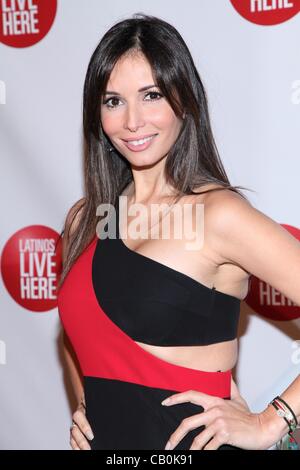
61, 199, 94, 450
62, 328, 94, 449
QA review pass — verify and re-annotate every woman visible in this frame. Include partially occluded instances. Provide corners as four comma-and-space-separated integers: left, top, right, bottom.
57, 13, 300, 450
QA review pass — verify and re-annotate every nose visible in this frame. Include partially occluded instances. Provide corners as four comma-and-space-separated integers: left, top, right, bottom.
124, 102, 145, 132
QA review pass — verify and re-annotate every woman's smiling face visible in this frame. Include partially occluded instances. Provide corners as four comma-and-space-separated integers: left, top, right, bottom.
101, 51, 183, 168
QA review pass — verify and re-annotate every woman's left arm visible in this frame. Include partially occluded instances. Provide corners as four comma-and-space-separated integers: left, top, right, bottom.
208, 191, 300, 308
162, 192, 300, 450
209, 191, 300, 439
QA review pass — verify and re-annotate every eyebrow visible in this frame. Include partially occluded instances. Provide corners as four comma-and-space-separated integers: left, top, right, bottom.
103, 85, 158, 96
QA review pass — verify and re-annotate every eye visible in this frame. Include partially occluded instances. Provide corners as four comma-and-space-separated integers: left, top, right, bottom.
144, 91, 163, 101
102, 91, 163, 109
103, 96, 121, 109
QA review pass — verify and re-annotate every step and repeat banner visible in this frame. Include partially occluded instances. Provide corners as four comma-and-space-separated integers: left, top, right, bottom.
1, 0, 299, 449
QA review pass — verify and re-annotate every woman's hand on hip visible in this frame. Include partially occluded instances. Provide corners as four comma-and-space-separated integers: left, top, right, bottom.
70, 396, 94, 450
161, 389, 278, 450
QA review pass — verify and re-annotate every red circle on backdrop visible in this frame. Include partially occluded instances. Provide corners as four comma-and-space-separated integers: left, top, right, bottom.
245, 224, 300, 321
0, 0, 57, 48
1, 225, 62, 312
230, 0, 300, 26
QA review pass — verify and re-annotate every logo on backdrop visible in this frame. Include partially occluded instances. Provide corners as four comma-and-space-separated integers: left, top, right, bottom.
230, 0, 300, 25
0, 0, 57, 48
0, 226, 62, 312
245, 224, 300, 321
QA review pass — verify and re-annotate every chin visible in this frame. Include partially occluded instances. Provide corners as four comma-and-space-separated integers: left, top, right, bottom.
130, 152, 167, 166
130, 160, 158, 169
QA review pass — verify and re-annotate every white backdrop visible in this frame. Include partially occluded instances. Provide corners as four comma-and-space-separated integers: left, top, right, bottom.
1, 0, 299, 449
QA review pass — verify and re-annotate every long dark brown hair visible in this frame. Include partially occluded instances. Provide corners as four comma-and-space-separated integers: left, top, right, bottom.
57, 12, 253, 290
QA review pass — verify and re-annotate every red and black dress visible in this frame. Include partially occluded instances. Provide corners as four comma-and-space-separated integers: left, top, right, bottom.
58, 200, 241, 450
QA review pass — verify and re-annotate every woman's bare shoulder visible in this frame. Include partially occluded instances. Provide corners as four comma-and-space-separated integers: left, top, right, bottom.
191, 183, 250, 208
197, 185, 252, 232
191, 185, 253, 261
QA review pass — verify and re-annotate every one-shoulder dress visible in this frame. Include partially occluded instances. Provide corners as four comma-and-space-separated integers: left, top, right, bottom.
57, 201, 241, 450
